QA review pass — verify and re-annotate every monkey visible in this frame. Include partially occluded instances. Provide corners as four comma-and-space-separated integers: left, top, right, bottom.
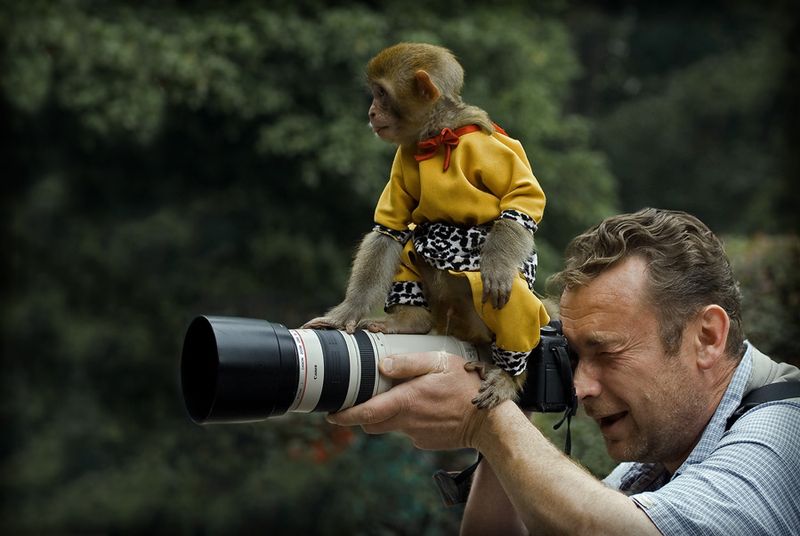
304, 43, 550, 408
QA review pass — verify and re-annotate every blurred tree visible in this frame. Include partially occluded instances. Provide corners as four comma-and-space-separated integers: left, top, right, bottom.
567, 1, 797, 234
0, 0, 615, 533
726, 234, 800, 367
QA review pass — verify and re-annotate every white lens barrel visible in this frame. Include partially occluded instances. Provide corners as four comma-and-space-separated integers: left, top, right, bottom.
286, 329, 481, 413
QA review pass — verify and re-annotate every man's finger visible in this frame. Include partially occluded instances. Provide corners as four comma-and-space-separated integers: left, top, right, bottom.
378, 351, 453, 379
326, 389, 403, 427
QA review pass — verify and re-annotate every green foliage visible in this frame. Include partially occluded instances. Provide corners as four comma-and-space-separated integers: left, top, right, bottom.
571, 4, 796, 234
597, 36, 785, 233
726, 234, 800, 367
1, 0, 796, 533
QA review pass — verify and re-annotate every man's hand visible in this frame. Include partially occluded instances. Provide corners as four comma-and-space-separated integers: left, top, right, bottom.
326, 351, 491, 450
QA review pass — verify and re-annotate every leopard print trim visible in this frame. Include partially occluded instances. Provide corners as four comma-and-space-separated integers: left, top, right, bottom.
492, 344, 530, 376
522, 251, 538, 293
411, 221, 539, 291
385, 281, 428, 311
373, 224, 412, 244
499, 209, 538, 234
412, 222, 486, 272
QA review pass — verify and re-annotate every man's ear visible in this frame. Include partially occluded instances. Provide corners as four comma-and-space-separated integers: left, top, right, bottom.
414, 70, 441, 101
694, 305, 730, 369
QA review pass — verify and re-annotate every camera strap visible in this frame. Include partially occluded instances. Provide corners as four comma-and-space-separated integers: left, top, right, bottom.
553, 407, 574, 456
433, 454, 483, 507
725, 381, 800, 431
552, 345, 579, 456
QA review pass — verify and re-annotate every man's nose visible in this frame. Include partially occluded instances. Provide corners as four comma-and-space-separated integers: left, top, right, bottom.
573, 359, 601, 400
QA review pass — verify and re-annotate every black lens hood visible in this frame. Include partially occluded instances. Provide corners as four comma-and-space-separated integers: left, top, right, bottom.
180, 316, 299, 424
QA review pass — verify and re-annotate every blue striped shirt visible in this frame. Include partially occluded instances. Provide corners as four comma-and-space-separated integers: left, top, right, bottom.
604, 344, 800, 535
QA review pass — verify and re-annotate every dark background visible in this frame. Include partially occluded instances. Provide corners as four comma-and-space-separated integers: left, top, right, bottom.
2, 0, 798, 533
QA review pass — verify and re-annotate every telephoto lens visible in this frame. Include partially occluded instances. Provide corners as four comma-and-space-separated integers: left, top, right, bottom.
180, 315, 484, 424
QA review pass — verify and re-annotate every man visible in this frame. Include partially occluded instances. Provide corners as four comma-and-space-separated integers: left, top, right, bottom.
327, 208, 800, 534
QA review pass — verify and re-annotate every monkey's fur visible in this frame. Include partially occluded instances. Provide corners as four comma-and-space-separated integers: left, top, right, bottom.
305, 43, 543, 408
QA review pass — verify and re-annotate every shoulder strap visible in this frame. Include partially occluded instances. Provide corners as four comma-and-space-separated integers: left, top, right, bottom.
725, 381, 800, 431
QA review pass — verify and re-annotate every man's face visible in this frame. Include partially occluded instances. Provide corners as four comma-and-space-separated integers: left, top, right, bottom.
560, 256, 707, 469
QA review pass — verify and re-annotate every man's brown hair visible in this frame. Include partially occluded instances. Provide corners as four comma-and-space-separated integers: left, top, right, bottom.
548, 208, 745, 358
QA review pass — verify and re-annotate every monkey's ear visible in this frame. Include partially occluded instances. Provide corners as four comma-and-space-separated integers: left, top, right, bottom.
414, 70, 441, 102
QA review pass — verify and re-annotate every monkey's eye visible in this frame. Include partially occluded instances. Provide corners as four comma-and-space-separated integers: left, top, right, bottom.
375, 85, 387, 99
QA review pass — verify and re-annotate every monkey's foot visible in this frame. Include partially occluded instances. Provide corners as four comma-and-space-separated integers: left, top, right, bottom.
302, 316, 360, 333
303, 317, 337, 329
464, 362, 524, 409
361, 305, 433, 334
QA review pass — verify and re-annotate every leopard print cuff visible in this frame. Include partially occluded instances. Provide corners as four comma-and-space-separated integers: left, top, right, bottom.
499, 209, 538, 234
492, 344, 530, 377
373, 224, 412, 244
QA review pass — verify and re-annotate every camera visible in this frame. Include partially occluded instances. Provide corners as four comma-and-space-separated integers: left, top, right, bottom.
180, 316, 577, 424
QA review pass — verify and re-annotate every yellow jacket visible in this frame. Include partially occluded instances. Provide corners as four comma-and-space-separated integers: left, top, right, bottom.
374, 128, 545, 231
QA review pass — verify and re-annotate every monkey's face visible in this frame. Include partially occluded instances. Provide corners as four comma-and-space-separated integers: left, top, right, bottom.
367, 80, 434, 146
365, 44, 463, 146
368, 83, 399, 141
368, 82, 410, 144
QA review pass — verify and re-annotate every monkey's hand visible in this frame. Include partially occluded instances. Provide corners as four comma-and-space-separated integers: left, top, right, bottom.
464, 362, 526, 409
304, 230, 404, 333
480, 259, 516, 310
480, 219, 533, 309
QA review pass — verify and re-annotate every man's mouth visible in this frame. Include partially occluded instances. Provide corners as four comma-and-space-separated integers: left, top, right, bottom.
598, 411, 628, 433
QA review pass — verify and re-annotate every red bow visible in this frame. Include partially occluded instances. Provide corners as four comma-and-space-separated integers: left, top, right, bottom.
415, 125, 482, 172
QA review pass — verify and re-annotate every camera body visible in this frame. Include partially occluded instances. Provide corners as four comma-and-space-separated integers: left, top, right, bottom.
180, 316, 577, 424
518, 321, 578, 414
